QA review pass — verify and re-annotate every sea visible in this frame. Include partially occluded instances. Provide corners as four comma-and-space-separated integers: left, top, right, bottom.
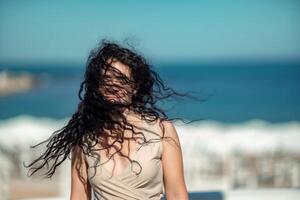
0, 60, 299, 123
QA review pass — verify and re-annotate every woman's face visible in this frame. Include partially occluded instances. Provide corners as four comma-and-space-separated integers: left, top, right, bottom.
99, 58, 136, 104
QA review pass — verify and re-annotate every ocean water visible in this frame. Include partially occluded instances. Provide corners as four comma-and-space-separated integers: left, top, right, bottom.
0, 60, 299, 123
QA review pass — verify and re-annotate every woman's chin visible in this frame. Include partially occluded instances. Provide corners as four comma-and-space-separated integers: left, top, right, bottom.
107, 98, 123, 104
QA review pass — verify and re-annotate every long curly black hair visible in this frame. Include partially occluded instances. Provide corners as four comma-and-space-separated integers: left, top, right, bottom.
23, 38, 203, 180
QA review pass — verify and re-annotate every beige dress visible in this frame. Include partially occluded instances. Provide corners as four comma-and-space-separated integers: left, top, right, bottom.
84, 116, 165, 200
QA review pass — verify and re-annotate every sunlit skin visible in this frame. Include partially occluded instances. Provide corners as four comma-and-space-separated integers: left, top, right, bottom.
70, 59, 189, 200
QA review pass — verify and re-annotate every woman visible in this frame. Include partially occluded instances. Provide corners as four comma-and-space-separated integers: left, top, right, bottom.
24, 39, 195, 200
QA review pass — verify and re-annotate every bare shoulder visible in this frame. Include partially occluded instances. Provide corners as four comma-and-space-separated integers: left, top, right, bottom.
71, 144, 88, 166
157, 118, 180, 144
159, 119, 188, 199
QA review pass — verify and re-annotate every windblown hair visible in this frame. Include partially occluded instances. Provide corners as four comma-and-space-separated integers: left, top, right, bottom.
23, 38, 201, 180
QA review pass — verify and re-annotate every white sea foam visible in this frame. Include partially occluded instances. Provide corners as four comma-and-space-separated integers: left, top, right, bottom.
0, 115, 68, 150
174, 119, 300, 155
0, 115, 299, 154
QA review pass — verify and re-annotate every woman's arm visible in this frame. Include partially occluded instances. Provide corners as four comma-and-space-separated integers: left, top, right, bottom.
161, 120, 189, 200
70, 145, 91, 200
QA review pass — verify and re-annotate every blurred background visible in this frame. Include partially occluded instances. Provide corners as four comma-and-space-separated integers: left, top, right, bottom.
0, 1, 300, 200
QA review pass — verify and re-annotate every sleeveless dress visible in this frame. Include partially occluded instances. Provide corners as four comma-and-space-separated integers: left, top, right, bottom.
84, 117, 165, 200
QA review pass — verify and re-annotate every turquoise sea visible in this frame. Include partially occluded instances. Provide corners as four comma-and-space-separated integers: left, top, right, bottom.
0, 60, 299, 123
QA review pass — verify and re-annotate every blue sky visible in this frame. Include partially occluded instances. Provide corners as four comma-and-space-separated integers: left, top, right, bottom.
0, 0, 299, 64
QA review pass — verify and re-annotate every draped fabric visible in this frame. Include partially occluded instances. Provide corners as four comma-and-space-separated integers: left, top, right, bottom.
85, 119, 165, 200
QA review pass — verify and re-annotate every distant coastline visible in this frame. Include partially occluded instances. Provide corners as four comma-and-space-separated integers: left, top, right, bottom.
0, 69, 39, 96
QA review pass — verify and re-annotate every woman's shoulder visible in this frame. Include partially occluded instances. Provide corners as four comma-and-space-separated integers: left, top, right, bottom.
143, 117, 176, 139
155, 118, 179, 142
